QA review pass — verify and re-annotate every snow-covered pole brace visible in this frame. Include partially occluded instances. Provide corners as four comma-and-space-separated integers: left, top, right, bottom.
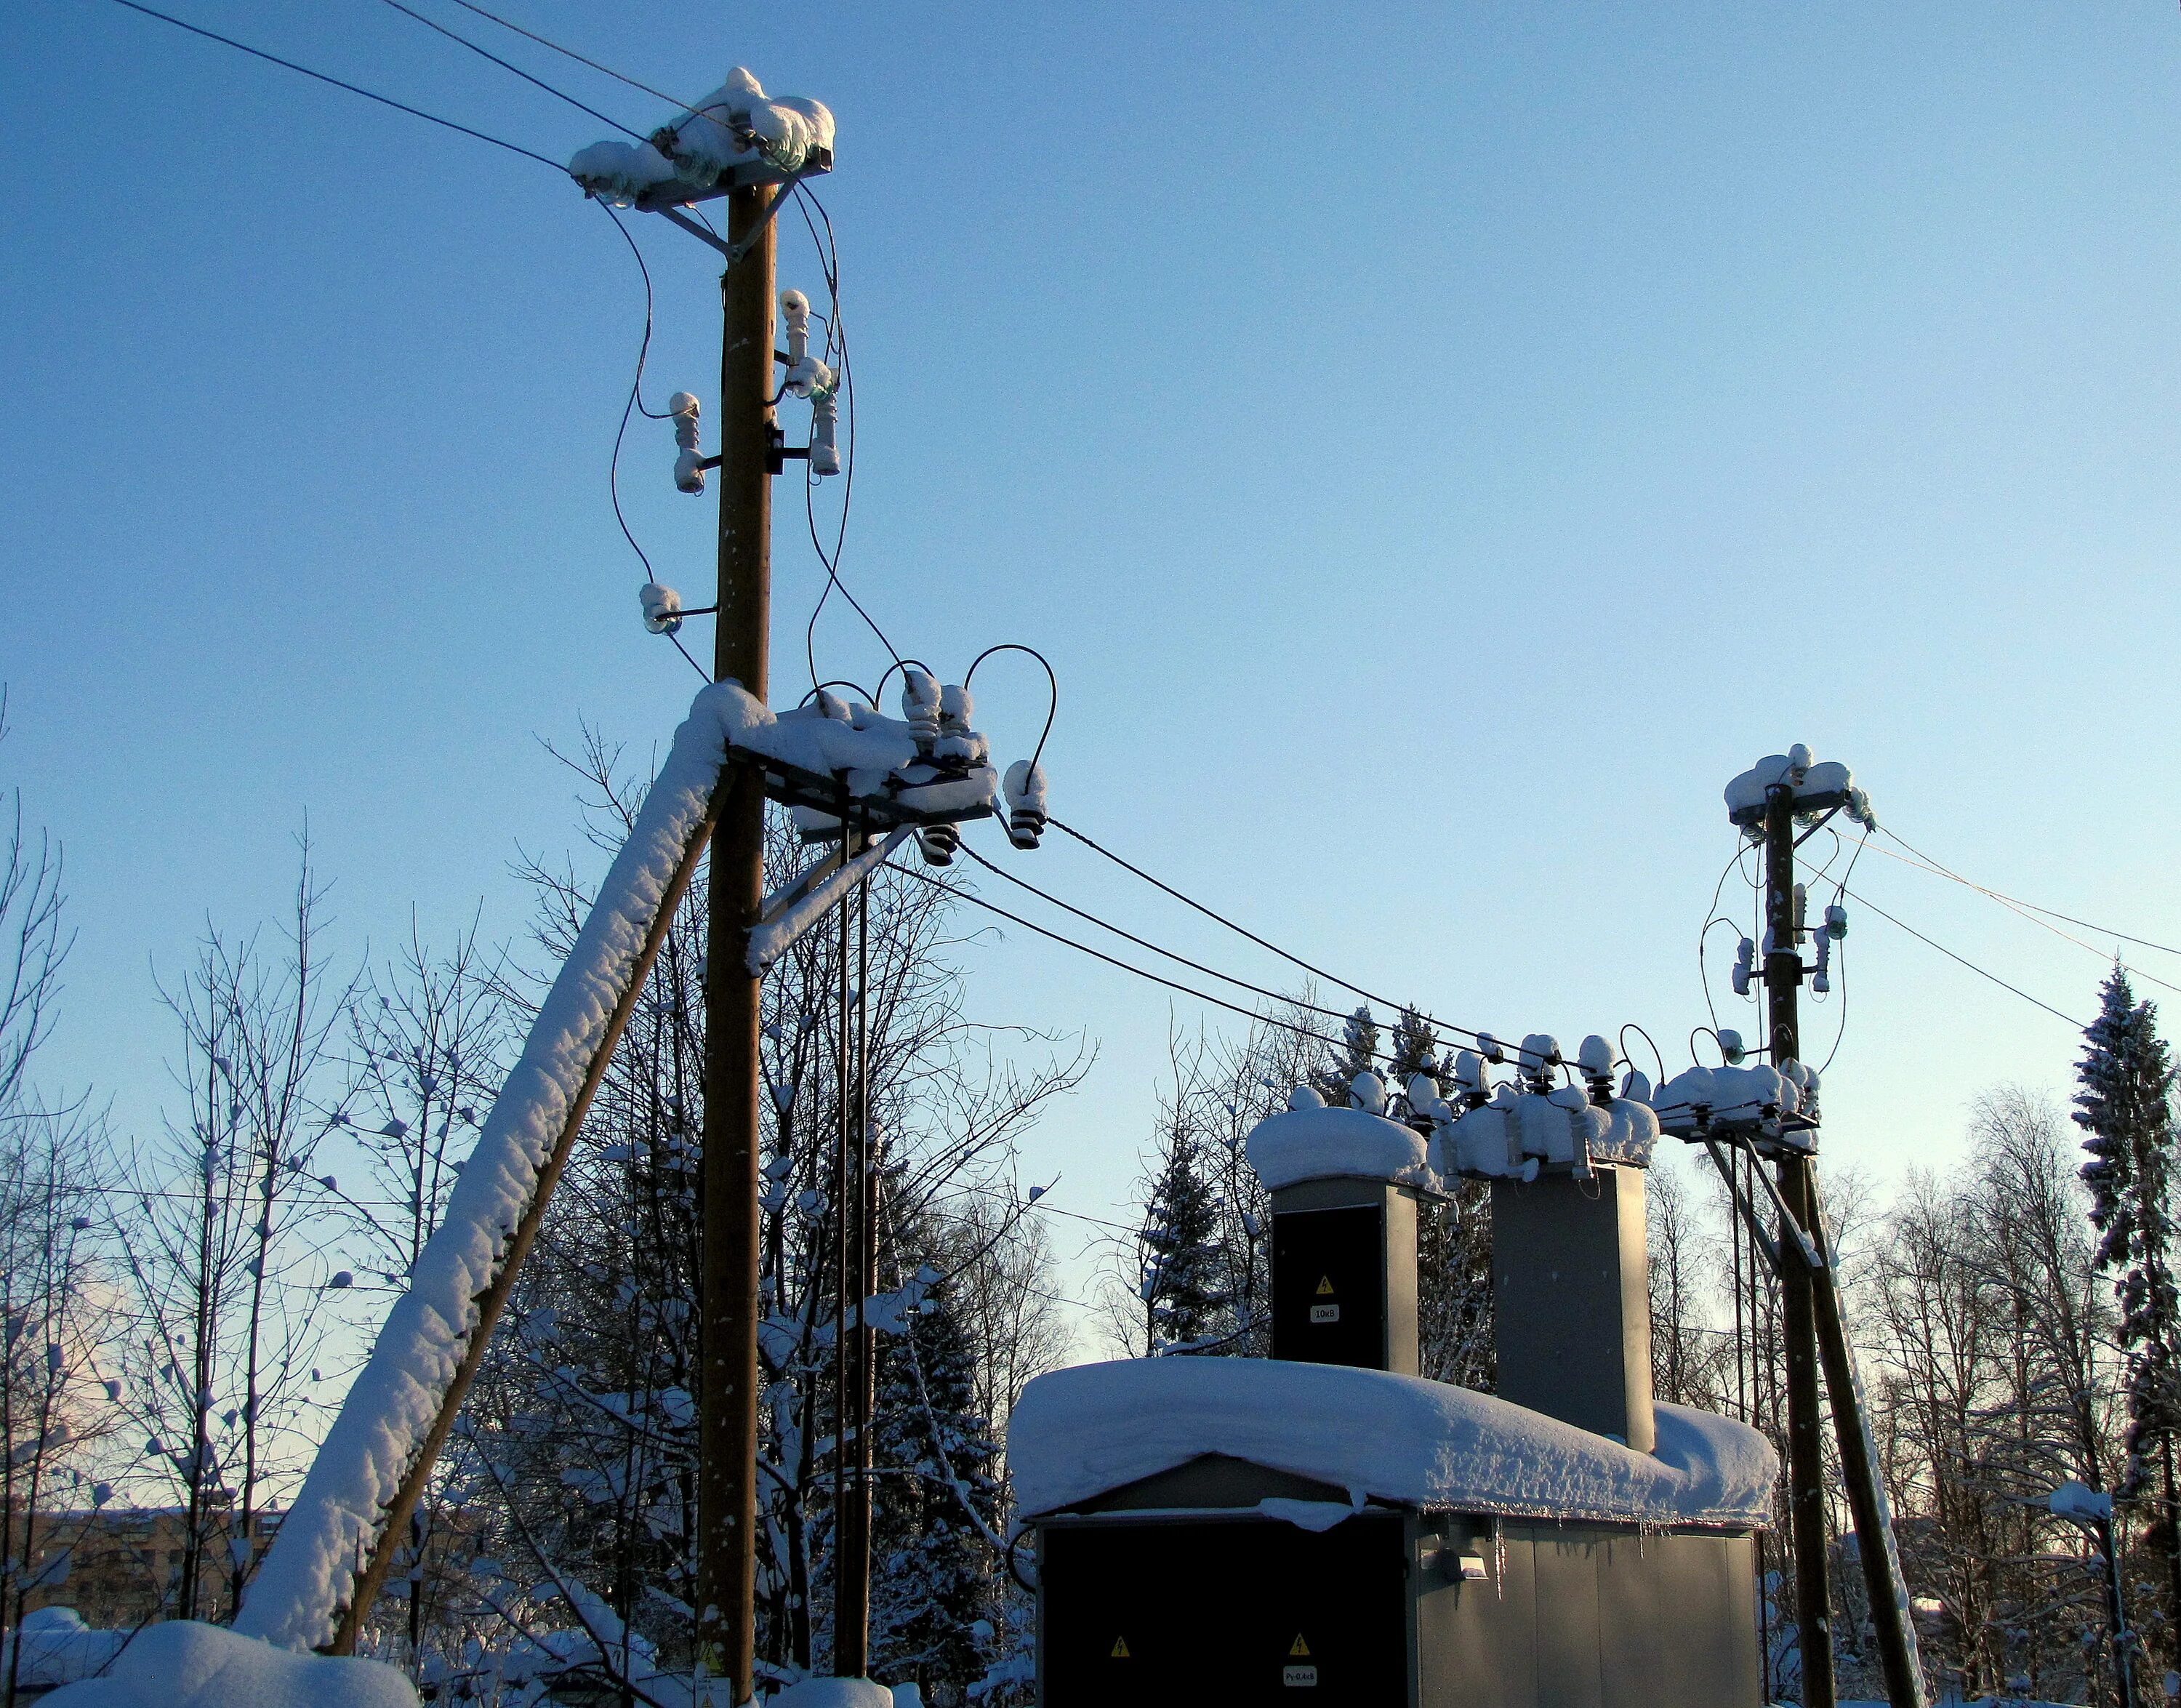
746, 825, 913, 974
237, 686, 752, 1656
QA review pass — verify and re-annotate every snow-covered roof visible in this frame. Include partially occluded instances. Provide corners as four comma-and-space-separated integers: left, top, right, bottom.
1009, 1358, 1776, 1530
1245, 1104, 1435, 1192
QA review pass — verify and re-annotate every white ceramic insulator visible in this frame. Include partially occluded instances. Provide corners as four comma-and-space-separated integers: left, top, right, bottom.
674, 449, 707, 495
809, 390, 841, 476
938, 683, 974, 734
781, 291, 811, 371
640, 582, 683, 635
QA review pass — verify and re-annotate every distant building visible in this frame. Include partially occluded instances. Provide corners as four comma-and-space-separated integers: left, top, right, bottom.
16, 1507, 284, 1632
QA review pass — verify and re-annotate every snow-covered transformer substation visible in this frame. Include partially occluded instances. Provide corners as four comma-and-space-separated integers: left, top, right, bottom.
1008, 1046, 1780, 1708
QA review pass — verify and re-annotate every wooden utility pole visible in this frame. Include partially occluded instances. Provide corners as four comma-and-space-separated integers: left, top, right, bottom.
697, 180, 777, 1705
1764, 783, 1836, 1708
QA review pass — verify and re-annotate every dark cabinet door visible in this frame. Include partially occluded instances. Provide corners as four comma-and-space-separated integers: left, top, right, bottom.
1043, 1514, 1407, 1707
1272, 1203, 1385, 1368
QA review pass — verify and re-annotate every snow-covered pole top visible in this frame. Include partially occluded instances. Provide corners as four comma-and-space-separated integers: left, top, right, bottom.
1723, 744, 1875, 835
569, 66, 834, 212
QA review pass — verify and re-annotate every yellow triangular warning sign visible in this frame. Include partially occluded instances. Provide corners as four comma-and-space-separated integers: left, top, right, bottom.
1290, 1634, 1311, 1657
1111, 1637, 1130, 1659
1315, 1276, 1335, 1296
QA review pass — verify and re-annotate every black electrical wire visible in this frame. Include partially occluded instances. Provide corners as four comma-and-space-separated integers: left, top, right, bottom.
1878, 827, 2181, 959
103, 0, 568, 174
963, 644, 1059, 771
370, 0, 648, 141
439, 0, 699, 115
1839, 885, 2081, 1028
1043, 816, 1548, 1064
791, 183, 902, 688
957, 842, 1378, 1035
898, 865, 1437, 1075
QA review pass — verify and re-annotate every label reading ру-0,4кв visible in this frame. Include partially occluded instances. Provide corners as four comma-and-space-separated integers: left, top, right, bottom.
1283, 1664, 1319, 1687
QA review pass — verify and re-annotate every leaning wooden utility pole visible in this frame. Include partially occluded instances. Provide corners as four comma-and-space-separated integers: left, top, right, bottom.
696, 180, 777, 1705
1763, 782, 1836, 1708
1761, 781, 1925, 1708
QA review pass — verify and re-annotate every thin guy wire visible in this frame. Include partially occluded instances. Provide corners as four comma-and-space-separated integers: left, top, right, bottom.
103, 0, 566, 173
1865, 831, 2181, 994
1839, 885, 2082, 1028
440, 0, 699, 115
370, 0, 648, 141
1878, 826, 2181, 958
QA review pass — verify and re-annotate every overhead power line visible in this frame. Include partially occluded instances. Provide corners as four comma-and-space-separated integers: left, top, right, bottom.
1873, 826, 2181, 963
1045, 817, 1546, 1062
103, 0, 567, 175
441, 0, 699, 116
1839, 885, 2083, 1030
370, 0, 646, 141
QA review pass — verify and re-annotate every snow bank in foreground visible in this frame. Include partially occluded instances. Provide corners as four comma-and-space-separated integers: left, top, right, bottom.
1, 1607, 128, 1690
769, 1678, 896, 1707
39, 1620, 417, 1708
1009, 1358, 1776, 1528
238, 683, 752, 1652
1244, 1104, 1434, 1191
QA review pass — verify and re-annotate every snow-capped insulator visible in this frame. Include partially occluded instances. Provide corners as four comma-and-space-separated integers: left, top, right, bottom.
1288, 1084, 1325, 1112
1405, 1072, 1444, 1124
808, 388, 842, 477
640, 582, 684, 636
781, 289, 813, 382
1793, 882, 1808, 939
1716, 1029, 1747, 1066
1825, 903, 1848, 939
915, 822, 960, 866
1846, 785, 1878, 830
1731, 936, 1755, 997
934, 684, 977, 759
1350, 1070, 1386, 1115
1475, 1032, 1506, 1066
1003, 759, 1050, 849
1519, 1034, 1561, 1092
669, 393, 706, 494
1577, 1035, 1616, 1101
1450, 1049, 1491, 1110
1619, 1067, 1654, 1105
1812, 928, 1833, 995
1787, 742, 1813, 779
901, 667, 941, 746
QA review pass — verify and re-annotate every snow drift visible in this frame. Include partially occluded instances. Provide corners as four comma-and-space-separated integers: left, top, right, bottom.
1009, 1358, 1777, 1529
36, 1620, 418, 1708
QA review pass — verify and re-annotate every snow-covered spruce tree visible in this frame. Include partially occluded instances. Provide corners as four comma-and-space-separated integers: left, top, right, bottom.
1136, 1091, 1232, 1355
1311, 1005, 1380, 1105
2078, 965, 2181, 1663
1385, 1007, 1494, 1390
868, 1272, 1004, 1704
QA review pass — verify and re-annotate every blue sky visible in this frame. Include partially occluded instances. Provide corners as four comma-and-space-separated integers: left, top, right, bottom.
5, 1, 2180, 1326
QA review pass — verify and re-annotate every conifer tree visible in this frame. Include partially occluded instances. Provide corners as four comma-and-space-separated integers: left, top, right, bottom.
2076, 965, 2181, 1642
1312, 1006, 1381, 1104
869, 1280, 1003, 1704
1138, 1115, 1231, 1354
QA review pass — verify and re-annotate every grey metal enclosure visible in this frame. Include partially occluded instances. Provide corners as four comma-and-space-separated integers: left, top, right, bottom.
1011, 1082, 1773, 1708
1029, 1454, 1759, 1708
